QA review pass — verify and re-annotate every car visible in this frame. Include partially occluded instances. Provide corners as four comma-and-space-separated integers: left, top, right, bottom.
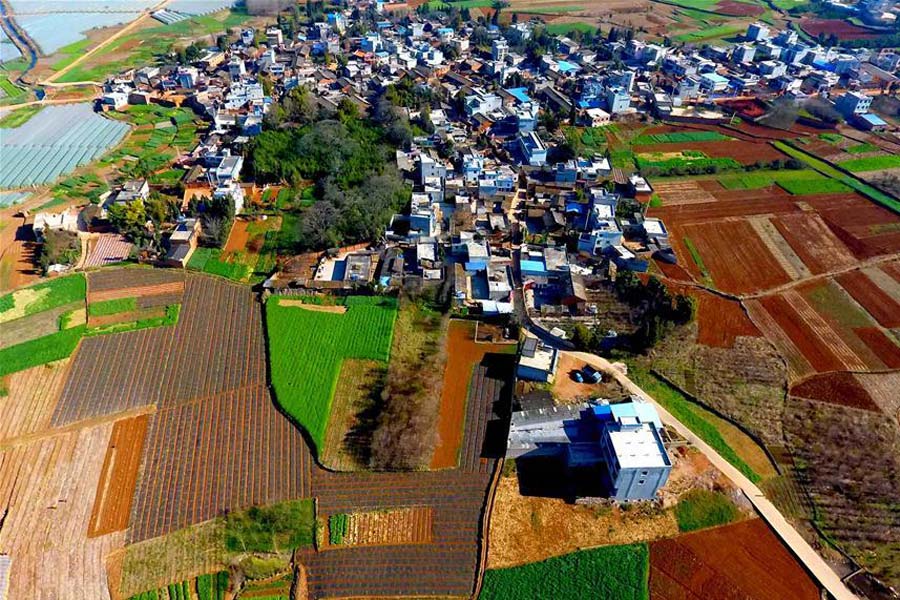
582, 365, 602, 383
572, 370, 584, 383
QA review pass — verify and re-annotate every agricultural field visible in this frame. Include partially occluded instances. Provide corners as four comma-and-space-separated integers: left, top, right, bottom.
480, 544, 650, 600
324, 507, 433, 548
649, 519, 821, 600
266, 294, 398, 452
0, 103, 129, 189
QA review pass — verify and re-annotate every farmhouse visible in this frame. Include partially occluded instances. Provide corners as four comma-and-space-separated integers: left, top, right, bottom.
165, 218, 201, 267
506, 397, 672, 501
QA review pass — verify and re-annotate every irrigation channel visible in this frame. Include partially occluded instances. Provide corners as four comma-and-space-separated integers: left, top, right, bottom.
0, 0, 38, 82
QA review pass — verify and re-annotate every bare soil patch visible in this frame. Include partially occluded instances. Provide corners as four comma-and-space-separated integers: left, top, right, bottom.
790, 372, 880, 412
553, 352, 627, 403
277, 300, 347, 313
89, 414, 150, 537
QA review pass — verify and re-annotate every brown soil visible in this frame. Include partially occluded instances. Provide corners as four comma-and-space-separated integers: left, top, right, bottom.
553, 352, 627, 403
634, 140, 786, 165
223, 219, 251, 253
837, 270, 900, 328
277, 300, 347, 313
790, 372, 880, 412
649, 519, 821, 600
855, 327, 900, 369
320, 359, 384, 471
431, 321, 513, 469
89, 414, 150, 537
486, 471, 679, 569
87, 305, 167, 328
322, 506, 433, 549
715, 0, 765, 16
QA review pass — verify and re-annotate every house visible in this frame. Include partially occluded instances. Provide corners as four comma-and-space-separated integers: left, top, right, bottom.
165, 218, 201, 267
33, 207, 80, 242
506, 397, 672, 501
518, 131, 548, 166
585, 107, 610, 127
109, 179, 150, 206
834, 91, 872, 118
606, 86, 630, 114
491, 38, 508, 62
746, 22, 770, 41
629, 174, 653, 202
517, 338, 559, 383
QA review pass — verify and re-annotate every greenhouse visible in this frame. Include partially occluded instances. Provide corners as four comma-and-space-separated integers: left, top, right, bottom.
0, 103, 129, 189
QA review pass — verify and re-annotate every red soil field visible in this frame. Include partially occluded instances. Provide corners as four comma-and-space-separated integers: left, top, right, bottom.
649, 519, 820, 600
854, 327, 900, 369
719, 98, 767, 119
633, 140, 786, 165
881, 261, 900, 284
223, 219, 251, 253
648, 194, 799, 226
836, 271, 900, 328
758, 295, 846, 373
87, 268, 185, 303
680, 220, 792, 295
790, 372, 880, 412
799, 194, 900, 259
772, 213, 857, 275
715, 0, 764, 15
655, 260, 694, 282
697, 294, 760, 348
800, 18, 882, 40
87, 305, 167, 328
431, 320, 514, 469
88, 414, 150, 537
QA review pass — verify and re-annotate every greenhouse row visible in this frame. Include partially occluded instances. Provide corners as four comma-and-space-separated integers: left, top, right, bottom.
0, 104, 128, 189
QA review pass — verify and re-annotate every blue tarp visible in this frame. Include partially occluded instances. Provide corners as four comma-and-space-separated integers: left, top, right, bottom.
506, 87, 532, 104
520, 259, 547, 275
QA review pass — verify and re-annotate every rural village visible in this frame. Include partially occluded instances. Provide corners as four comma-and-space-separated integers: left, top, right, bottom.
0, 0, 899, 598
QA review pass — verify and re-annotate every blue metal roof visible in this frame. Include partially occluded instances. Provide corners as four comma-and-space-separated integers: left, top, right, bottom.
520, 259, 547, 274
506, 87, 532, 104
861, 113, 887, 126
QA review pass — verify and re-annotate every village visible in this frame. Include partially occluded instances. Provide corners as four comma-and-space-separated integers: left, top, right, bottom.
1, 0, 900, 599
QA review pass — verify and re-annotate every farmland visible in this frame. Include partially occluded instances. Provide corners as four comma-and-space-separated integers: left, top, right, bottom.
649, 519, 820, 600
266, 294, 398, 453
323, 506, 433, 548
480, 544, 649, 600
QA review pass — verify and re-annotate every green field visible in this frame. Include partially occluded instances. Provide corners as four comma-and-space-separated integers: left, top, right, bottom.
675, 489, 741, 532
545, 22, 597, 35
626, 366, 762, 484
86, 304, 180, 336
0, 274, 86, 324
187, 248, 252, 282
88, 297, 137, 317
838, 155, 900, 172
0, 104, 43, 128
632, 131, 730, 145
674, 24, 744, 43
129, 571, 228, 600
0, 326, 86, 377
845, 142, 878, 154
480, 544, 649, 600
425, 0, 492, 9
718, 169, 851, 195
50, 38, 93, 71
266, 295, 398, 452
636, 152, 740, 173
773, 141, 900, 212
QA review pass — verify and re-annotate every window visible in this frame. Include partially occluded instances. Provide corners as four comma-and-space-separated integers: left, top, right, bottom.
641, 470, 649, 476
638, 479, 646, 485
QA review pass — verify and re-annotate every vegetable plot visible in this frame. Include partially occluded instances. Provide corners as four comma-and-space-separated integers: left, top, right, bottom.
266, 295, 398, 453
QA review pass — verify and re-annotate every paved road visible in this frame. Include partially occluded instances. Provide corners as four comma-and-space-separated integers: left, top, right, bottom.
566, 350, 859, 600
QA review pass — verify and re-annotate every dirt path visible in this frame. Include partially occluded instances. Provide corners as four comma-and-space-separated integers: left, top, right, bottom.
566, 350, 859, 600
40, 0, 170, 85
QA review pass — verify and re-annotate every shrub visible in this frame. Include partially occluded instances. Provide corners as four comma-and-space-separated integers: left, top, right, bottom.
224, 498, 315, 553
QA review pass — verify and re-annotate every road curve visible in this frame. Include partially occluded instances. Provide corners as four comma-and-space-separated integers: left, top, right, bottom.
566, 350, 860, 600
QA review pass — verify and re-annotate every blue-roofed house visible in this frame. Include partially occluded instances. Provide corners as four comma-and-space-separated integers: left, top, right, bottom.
856, 112, 887, 131
505, 87, 533, 104
506, 396, 672, 501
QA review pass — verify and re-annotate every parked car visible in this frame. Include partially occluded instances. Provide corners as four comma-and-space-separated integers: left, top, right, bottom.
582, 365, 602, 383
572, 370, 584, 383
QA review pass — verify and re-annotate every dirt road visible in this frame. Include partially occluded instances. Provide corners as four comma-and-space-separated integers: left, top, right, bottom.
567, 350, 859, 600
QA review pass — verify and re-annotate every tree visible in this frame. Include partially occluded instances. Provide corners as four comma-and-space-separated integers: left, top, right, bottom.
108, 200, 147, 240
38, 229, 79, 273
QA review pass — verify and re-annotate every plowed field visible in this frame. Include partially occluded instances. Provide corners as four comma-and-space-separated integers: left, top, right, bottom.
772, 213, 857, 275
633, 140, 785, 165
649, 519, 820, 600
837, 270, 900, 328
89, 414, 150, 537
680, 221, 792, 295
790, 372, 880, 412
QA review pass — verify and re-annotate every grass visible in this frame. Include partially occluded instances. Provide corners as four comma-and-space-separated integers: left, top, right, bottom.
773, 141, 900, 213
632, 131, 730, 145
425, 0, 493, 9
626, 366, 763, 485
0, 274, 86, 324
480, 544, 649, 600
0, 104, 43, 128
818, 132, 843, 143
129, 571, 227, 600
49, 172, 109, 204
88, 297, 137, 317
266, 295, 398, 453
196, 572, 228, 600
610, 148, 635, 169
224, 498, 315, 553
635, 152, 740, 172
50, 38, 93, 71
675, 489, 741, 532
838, 155, 900, 172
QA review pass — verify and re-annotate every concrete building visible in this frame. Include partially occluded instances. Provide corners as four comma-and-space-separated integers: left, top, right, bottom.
732, 44, 756, 65
606, 86, 630, 114
506, 397, 672, 501
518, 131, 548, 166
835, 91, 872, 118
517, 338, 559, 383
746, 22, 770, 41
491, 38, 508, 62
